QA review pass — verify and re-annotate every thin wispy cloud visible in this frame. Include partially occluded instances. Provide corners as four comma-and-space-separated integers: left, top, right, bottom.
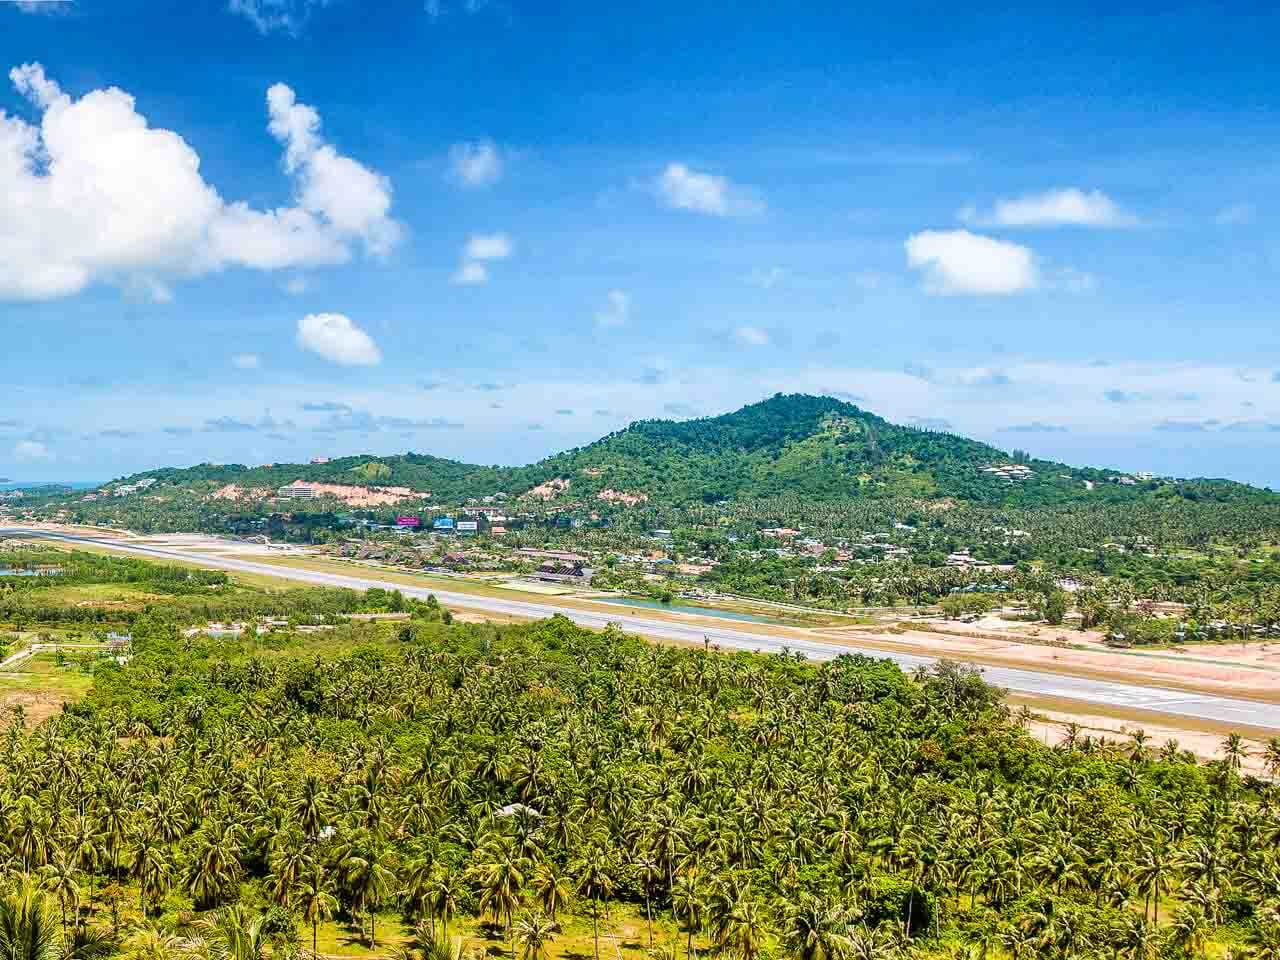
448, 140, 503, 187
594, 290, 630, 328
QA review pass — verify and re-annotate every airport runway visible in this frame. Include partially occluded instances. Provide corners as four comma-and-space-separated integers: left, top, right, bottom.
7, 527, 1280, 732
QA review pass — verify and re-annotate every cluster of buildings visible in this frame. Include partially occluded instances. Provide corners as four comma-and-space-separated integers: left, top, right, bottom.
980, 463, 1036, 482
944, 548, 1014, 571
102, 478, 156, 498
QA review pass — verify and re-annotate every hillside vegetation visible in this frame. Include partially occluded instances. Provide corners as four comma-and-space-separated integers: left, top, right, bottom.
105, 395, 1273, 508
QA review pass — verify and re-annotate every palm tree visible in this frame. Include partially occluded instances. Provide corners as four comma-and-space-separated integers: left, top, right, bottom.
38, 854, 81, 943
1113, 914, 1159, 960
0, 877, 112, 960
671, 876, 705, 960
123, 923, 185, 960
128, 835, 171, 918
1132, 840, 1172, 924
1221, 733, 1249, 774
399, 850, 437, 931
343, 841, 396, 948
1264, 737, 1280, 779
783, 897, 850, 960
477, 838, 526, 956
396, 927, 463, 960
634, 855, 662, 947
1168, 906, 1211, 959
719, 896, 766, 960
299, 863, 338, 959
427, 869, 459, 939
193, 905, 271, 960
573, 854, 614, 960
184, 823, 242, 909
530, 863, 570, 923
514, 913, 557, 960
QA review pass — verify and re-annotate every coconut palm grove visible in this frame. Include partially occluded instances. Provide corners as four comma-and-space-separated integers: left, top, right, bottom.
1, 549, 1279, 960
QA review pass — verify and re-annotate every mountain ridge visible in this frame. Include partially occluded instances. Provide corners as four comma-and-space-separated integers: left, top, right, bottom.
107, 394, 1273, 508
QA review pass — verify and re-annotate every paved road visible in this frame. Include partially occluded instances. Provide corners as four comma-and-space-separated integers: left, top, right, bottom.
1, 643, 105, 670
7, 527, 1280, 732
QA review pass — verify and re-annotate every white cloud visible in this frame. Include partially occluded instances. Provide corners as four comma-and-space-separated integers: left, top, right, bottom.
464, 232, 513, 260
595, 289, 630, 328
12, 1, 71, 15
13, 439, 51, 462
451, 232, 511, 286
0, 63, 401, 302
232, 353, 262, 370
904, 229, 1039, 295
448, 140, 502, 187
959, 188, 1137, 228
226, 0, 328, 35
425, 0, 497, 20
296, 312, 381, 366
451, 261, 488, 286
746, 267, 784, 289
733, 325, 770, 346
1215, 203, 1254, 226
282, 276, 308, 295
654, 163, 764, 217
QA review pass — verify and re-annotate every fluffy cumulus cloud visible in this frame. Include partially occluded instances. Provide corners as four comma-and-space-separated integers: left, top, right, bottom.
451, 232, 513, 286
0, 64, 401, 302
654, 163, 764, 217
960, 188, 1137, 228
904, 229, 1038, 295
594, 290, 630, 328
296, 312, 382, 366
448, 140, 502, 187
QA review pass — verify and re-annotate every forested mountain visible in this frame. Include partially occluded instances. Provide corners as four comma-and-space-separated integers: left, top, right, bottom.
107, 394, 1272, 508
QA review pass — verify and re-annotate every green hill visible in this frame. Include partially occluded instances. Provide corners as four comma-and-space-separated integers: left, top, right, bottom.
112, 393, 1272, 508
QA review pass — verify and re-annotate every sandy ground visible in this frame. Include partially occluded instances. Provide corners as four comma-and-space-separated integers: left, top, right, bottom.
0, 689, 69, 728
1020, 704, 1274, 777
814, 621, 1280, 704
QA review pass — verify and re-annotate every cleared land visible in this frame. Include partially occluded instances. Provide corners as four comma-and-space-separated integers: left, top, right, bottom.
5, 525, 1280, 744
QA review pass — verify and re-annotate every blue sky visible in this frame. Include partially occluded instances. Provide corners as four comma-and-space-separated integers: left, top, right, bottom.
4, 0, 1280, 485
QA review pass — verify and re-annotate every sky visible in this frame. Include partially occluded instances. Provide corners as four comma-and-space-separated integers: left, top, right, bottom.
4, 0, 1280, 485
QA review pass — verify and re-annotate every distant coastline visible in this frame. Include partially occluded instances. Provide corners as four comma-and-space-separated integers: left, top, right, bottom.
0, 481, 99, 490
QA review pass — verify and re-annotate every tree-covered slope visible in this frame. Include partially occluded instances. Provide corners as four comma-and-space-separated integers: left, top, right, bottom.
110, 393, 1274, 508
